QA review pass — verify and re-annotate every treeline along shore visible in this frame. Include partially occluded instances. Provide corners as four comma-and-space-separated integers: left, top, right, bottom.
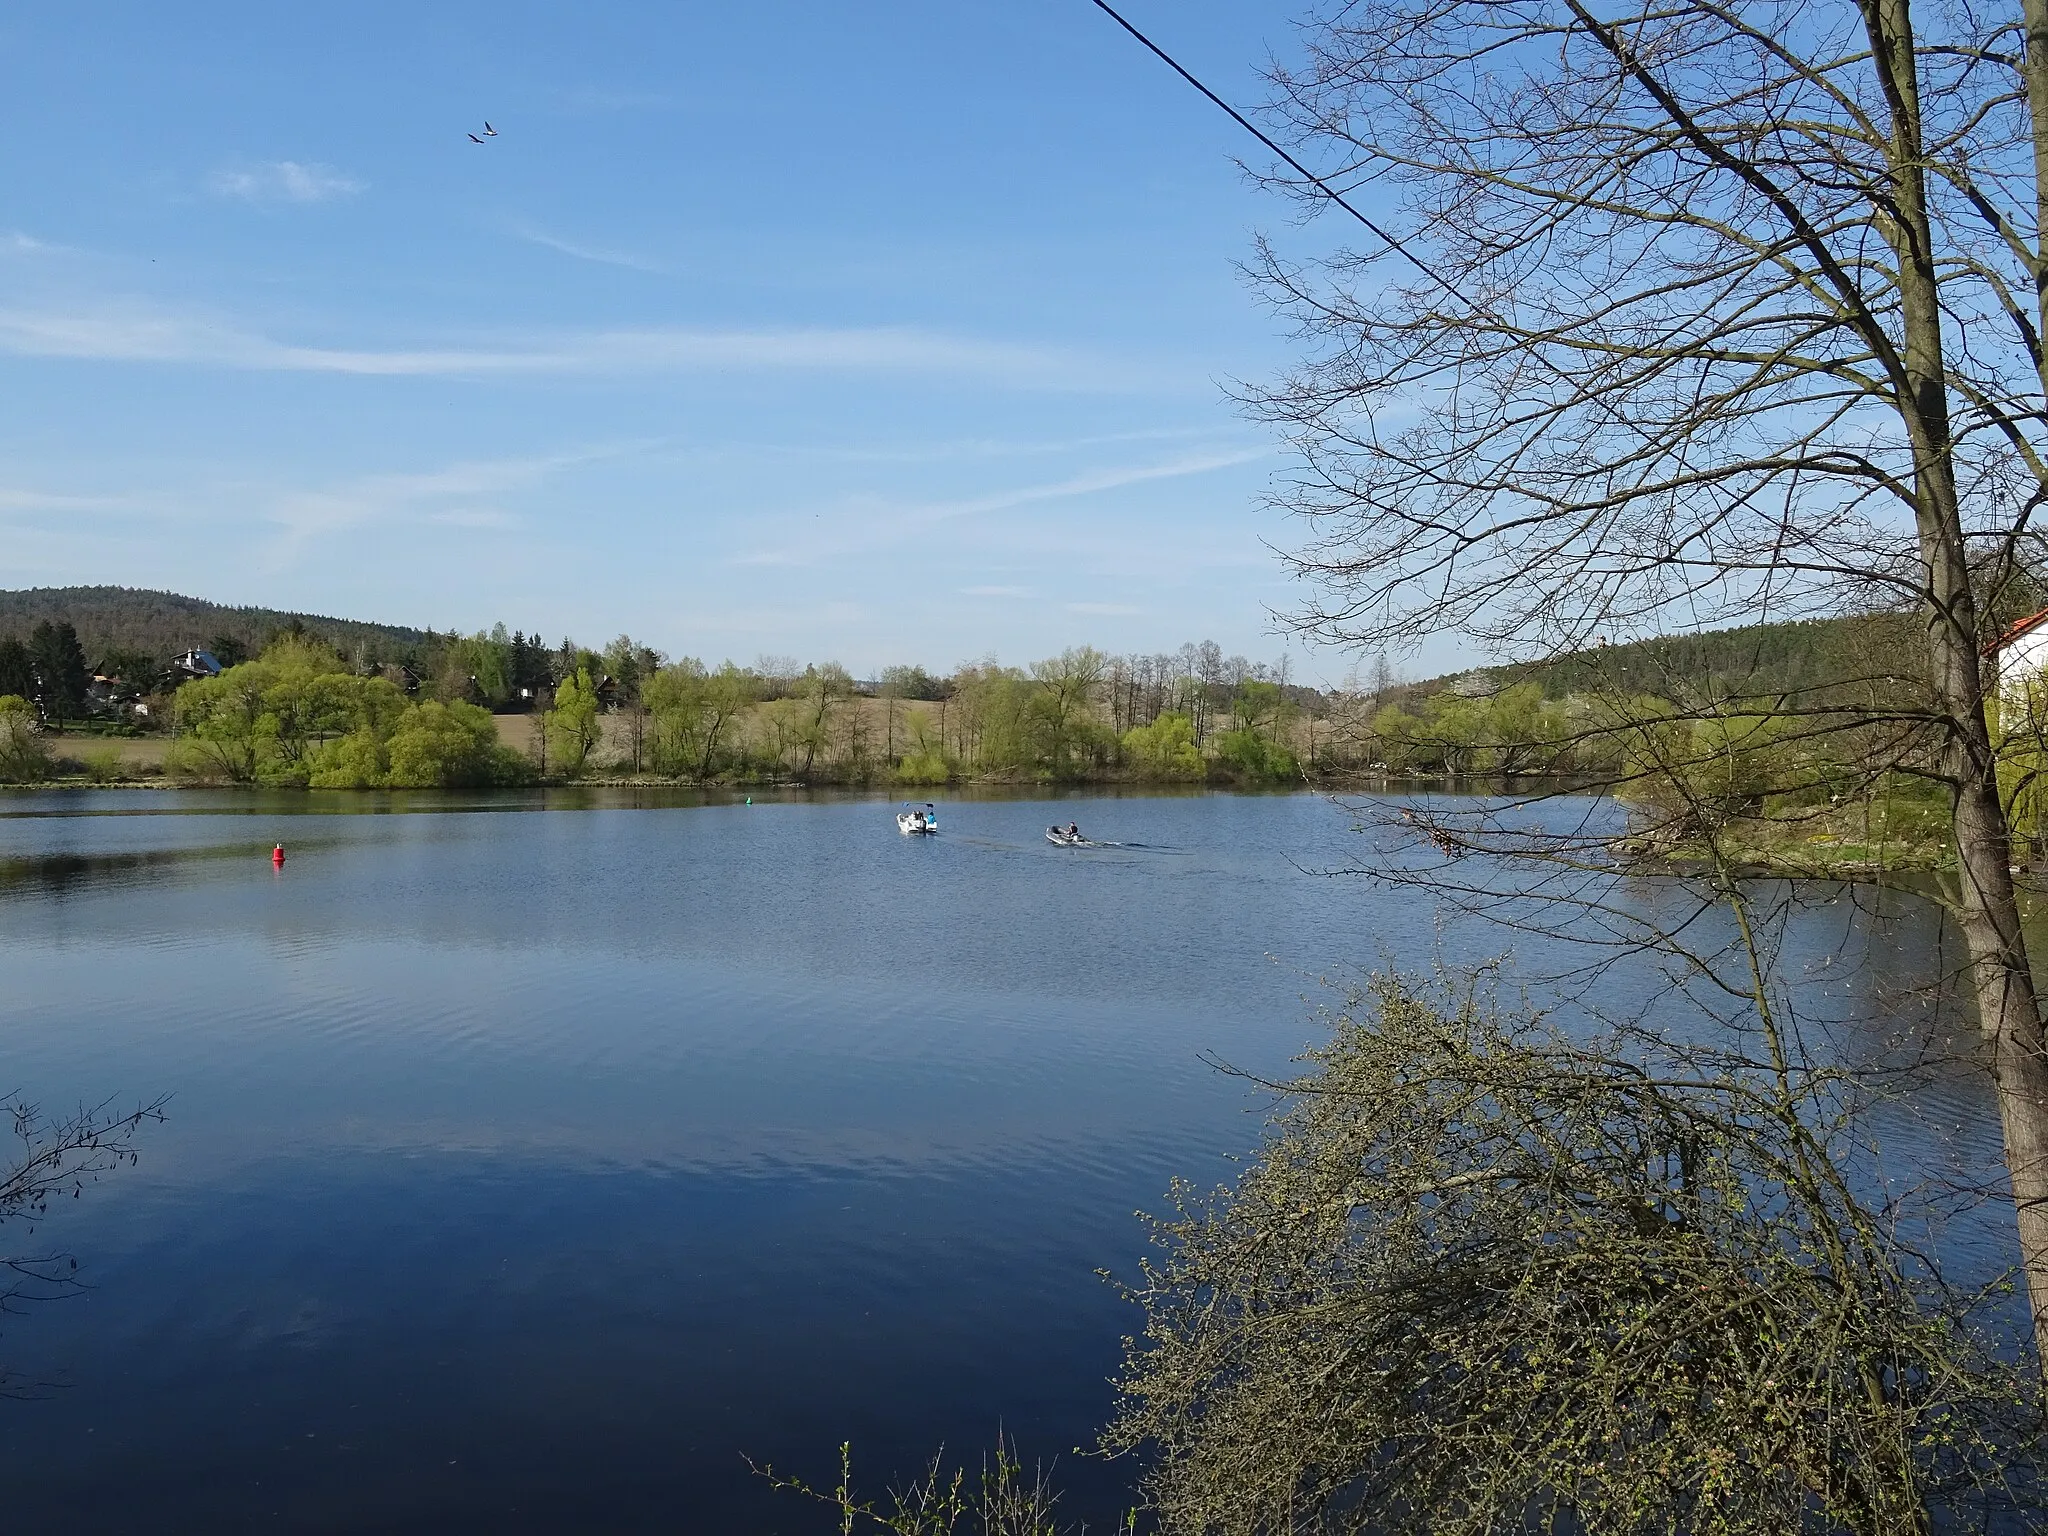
0, 591, 1331, 789
0, 588, 2012, 879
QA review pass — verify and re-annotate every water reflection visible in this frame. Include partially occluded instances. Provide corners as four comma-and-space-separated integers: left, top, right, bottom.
0, 845, 258, 898
0, 1094, 165, 1400
0, 791, 2022, 1530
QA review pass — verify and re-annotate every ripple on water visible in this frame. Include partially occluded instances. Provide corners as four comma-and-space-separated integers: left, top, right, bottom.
0, 791, 2026, 1530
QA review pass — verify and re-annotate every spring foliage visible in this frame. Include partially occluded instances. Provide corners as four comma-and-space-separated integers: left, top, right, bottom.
170, 638, 526, 787
1104, 975, 2040, 1534
542, 667, 602, 778
1121, 712, 1206, 781
0, 695, 52, 783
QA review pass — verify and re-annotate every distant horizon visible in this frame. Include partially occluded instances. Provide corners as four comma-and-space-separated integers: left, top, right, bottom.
3, 581, 1843, 694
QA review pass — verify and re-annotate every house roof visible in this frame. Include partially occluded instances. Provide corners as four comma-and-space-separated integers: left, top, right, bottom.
1986, 606, 2048, 656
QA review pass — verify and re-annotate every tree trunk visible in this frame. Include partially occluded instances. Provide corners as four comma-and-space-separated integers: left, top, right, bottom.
799, 698, 824, 780
2022, 0, 2048, 368
1874, 0, 2048, 1359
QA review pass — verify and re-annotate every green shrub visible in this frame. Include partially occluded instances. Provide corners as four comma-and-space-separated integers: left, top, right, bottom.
893, 750, 952, 785
1214, 727, 1299, 783
167, 641, 531, 791
1122, 712, 1206, 780
172, 639, 408, 785
0, 695, 52, 783
307, 729, 388, 789
1106, 973, 2039, 1533
384, 701, 528, 787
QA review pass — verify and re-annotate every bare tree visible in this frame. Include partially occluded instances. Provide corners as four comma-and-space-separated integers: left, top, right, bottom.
792, 663, 853, 783
1246, 0, 2048, 1358
2, 1092, 163, 1398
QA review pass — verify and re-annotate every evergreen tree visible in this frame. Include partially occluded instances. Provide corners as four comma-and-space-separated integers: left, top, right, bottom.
508, 629, 553, 705
28, 621, 88, 722
0, 636, 31, 699
97, 646, 160, 691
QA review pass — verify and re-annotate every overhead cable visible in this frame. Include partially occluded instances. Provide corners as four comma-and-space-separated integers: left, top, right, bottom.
1085, 0, 1455, 297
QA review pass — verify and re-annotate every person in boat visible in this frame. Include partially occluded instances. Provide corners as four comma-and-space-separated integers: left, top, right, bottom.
1066, 822, 1081, 841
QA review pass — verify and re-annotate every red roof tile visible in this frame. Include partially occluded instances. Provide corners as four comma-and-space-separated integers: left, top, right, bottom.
1987, 606, 2048, 657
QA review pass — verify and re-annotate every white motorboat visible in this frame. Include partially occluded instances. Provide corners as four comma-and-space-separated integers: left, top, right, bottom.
897, 803, 939, 835
1046, 825, 1086, 847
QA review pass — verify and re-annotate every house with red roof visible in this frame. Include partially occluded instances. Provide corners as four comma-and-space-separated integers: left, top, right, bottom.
1988, 606, 2048, 732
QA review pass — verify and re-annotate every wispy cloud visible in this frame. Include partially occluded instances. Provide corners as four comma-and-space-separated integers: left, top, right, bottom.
513, 224, 667, 274
962, 585, 1034, 599
0, 486, 141, 514
926, 452, 1268, 523
780, 426, 1216, 467
253, 448, 624, 571
0, 451, 610, 576
208, 160, 364, 203
735, 449, 1270, 568
0, 302, 1133, 388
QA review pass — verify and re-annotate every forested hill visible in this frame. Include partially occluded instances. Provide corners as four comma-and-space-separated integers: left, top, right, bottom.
1486, 615, 1921, 703
0, 587, 429, 664
0, 586, 1926, 709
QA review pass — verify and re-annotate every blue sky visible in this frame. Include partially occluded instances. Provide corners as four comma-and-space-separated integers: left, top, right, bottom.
0, 1, 1439, 681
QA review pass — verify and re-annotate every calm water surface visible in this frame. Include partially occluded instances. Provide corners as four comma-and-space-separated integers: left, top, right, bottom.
0, 789, 2019, 1531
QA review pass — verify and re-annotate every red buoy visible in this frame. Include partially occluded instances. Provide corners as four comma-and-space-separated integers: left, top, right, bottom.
272, 843, 286, 866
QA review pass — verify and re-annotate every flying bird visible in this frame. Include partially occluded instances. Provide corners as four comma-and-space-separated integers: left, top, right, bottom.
483, 122, 498, 136
467, 133, 486, 144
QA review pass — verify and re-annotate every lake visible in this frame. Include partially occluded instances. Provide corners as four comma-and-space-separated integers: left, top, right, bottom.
0, 789, 2020, 1531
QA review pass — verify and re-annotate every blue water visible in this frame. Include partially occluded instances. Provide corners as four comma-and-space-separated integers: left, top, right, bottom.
0, 789, 2020, 1531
